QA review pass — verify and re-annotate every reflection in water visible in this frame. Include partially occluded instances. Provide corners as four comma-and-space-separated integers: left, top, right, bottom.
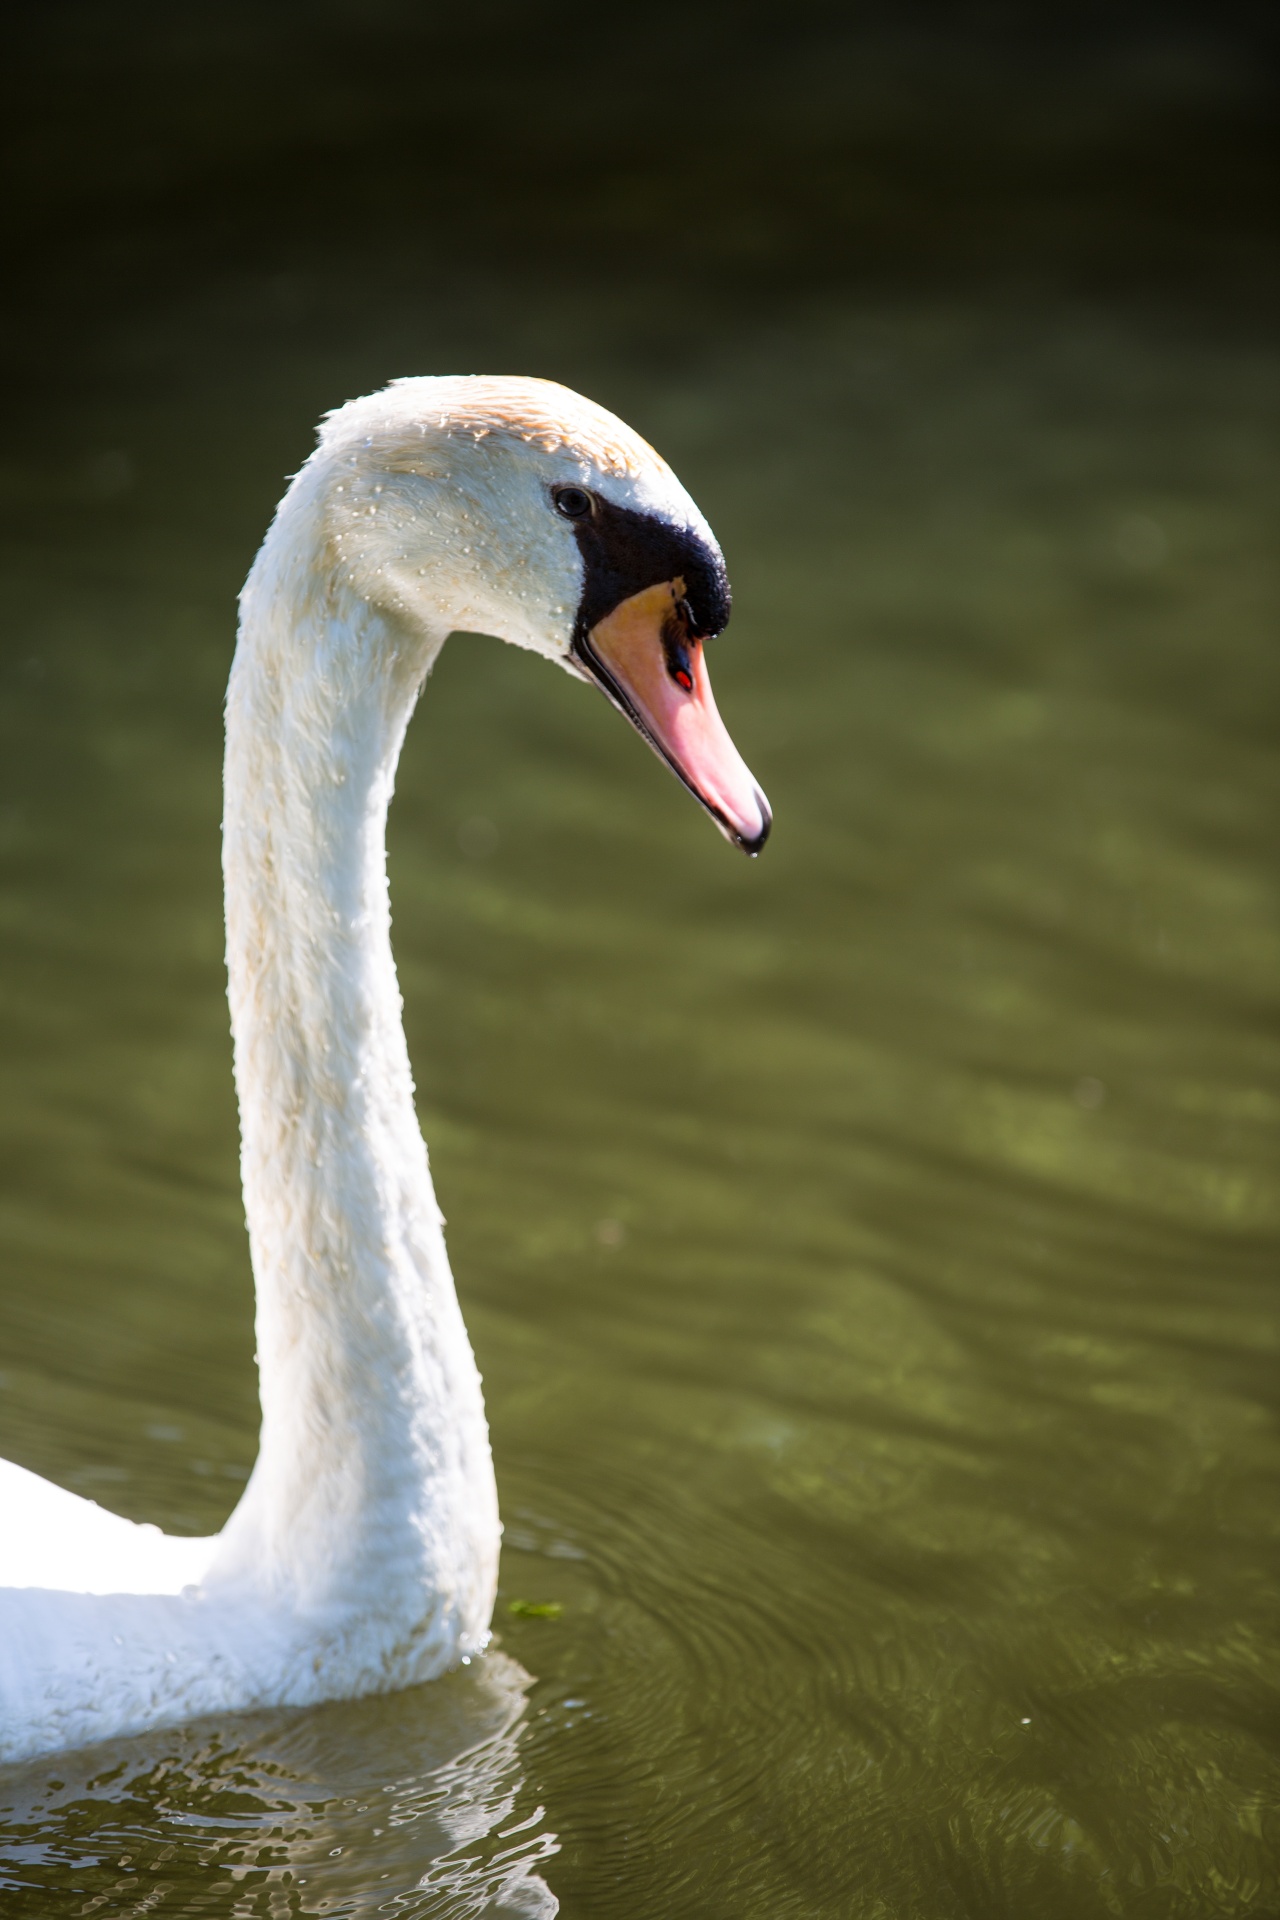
0, 1655, 557, 1916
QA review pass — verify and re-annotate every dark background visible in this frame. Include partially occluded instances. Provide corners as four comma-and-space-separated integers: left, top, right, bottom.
6, 0, 1278, 380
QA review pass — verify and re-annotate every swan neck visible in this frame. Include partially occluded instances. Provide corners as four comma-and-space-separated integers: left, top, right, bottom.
216, 478, 497, 1648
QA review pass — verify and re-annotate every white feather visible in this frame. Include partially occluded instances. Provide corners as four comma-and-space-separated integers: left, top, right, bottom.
0, 377, 698, 1764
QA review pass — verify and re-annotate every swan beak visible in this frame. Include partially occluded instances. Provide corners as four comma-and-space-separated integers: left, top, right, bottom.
577, 580, 772, 855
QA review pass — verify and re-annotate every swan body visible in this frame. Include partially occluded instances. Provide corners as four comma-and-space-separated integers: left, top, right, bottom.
0, 376, 769, 1764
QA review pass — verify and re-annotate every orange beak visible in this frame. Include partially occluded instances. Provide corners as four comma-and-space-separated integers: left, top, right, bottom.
576, 579, 771, 855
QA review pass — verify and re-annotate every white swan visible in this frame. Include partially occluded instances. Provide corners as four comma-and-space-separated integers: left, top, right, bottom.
0, 376, 769, 1764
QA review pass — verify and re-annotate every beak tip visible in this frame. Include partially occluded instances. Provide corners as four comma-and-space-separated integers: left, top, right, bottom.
732, 786, 772, 857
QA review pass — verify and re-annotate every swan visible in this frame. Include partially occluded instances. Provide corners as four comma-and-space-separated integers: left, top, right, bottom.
0, 376, 770, 1765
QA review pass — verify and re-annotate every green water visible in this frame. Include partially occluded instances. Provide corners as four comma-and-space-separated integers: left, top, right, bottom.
0, 275, 1277, 1916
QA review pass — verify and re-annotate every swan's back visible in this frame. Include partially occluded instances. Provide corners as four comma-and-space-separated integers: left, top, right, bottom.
0, 1459, 215, 1596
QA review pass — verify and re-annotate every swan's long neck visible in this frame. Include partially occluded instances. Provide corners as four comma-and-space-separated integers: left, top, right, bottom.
213, 468, 498, 1658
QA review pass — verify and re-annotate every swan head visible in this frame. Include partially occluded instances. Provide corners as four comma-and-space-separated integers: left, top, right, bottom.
312, 375, 771, 855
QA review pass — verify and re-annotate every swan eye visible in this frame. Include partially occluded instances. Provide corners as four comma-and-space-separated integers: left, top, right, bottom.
553, 486, 593, 519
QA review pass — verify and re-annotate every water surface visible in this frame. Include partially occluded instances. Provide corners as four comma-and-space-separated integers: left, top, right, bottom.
0, 271, 1277, 1915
